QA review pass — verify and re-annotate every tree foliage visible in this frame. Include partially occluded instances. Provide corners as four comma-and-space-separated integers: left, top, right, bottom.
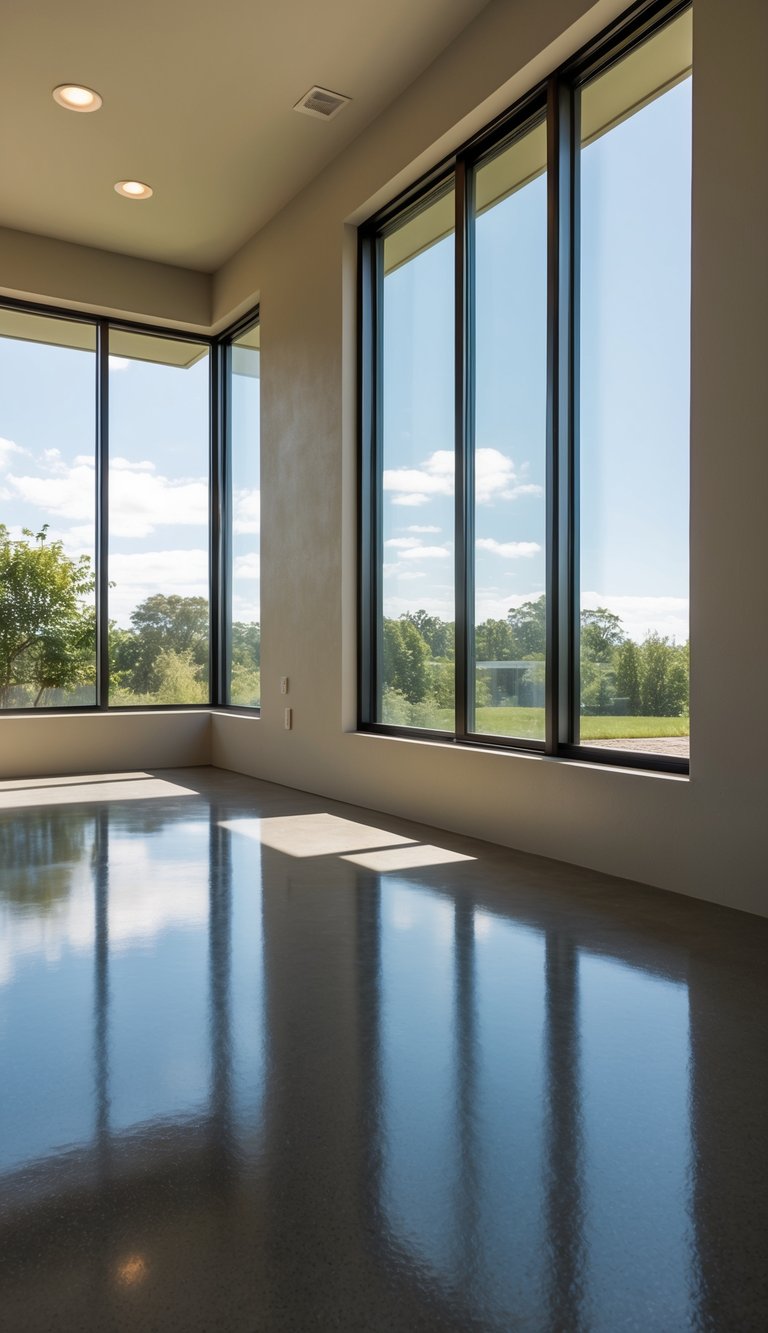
111, 594, 209, 695
0, 526, 95, 707
382, 598, 688, 723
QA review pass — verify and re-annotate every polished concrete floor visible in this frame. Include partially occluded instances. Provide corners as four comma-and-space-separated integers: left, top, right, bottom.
1, 767, 767, 1332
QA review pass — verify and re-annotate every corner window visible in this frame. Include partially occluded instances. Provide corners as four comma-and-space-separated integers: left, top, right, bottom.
0, 301, 259, 713
360, 0, 691, 772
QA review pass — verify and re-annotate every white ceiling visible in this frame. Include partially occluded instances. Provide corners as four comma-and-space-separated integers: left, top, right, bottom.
1, 0, 491, 272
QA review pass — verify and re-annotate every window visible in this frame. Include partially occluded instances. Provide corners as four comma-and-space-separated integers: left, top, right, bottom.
360, 0, 691, 772
108, 330, 211, 706
0, 302, 258, 712
578, 10, 691, 757
379, 187, 455, 730
0, 309, 97, 708
225, 319, 260, 708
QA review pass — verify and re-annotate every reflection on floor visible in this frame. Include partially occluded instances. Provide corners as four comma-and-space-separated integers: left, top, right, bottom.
0, 767, 766, 1332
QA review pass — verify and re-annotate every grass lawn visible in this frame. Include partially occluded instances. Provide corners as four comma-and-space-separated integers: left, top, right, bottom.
403, 705, 689, 739
471, 708, 688, 740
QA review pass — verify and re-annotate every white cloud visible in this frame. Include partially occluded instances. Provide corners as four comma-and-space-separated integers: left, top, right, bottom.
383, 591, 455, 620
384, 451, 453, 505
7, 454, 208, 537
108, 356, 130, 372
406, 524, 441, 533
384, 447, 543, 508
475, 588, 545, 622
0, 436, 25, 468
233, 488, 260, 535
232, 593, 260, 623
582, 591, 689, 643
392, 492, 430, 507
385, 536, 450, 560
398, 572, 427, 581
234, 553, 260, 580
403, 545, 450, 560
477, 537, 541, 559
108, 548, 208, 626
110, 457, 155, 472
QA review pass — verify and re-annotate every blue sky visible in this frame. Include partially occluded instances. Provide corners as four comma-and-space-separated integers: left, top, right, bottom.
0, 333, 260, 628
381, 76, 691, 645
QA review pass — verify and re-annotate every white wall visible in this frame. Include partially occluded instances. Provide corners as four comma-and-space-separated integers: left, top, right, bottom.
3, 0, 767, 915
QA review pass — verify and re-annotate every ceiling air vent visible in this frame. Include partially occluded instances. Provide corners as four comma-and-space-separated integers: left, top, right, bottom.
293, 86, 351, 121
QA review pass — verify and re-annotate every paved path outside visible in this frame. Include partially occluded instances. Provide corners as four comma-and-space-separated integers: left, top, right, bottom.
582, 735, 690, 759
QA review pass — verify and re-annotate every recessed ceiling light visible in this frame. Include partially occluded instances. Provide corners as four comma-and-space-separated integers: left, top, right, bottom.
53, 84, 102, 112
114, 180, 153, 200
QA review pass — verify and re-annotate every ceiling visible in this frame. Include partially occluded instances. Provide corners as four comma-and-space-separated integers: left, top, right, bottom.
1, 0, 491, 273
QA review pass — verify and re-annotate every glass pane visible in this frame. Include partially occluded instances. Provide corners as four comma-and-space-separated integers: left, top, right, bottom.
0, 808, 98, 1172
472, 122, 548, 740
227, 322, 260, 707
108, 331, 210, 705
579, 11, 692, 758
0, 310, 97, 708
379, 188, 455, 730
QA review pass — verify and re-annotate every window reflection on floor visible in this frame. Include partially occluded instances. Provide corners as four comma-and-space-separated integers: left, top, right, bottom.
472, 913, 547, 1321
229, 825, 265, 1147
108, 820, 211, 1132
380, 883, 456, 1279
0, 806, 267, 1183
579, 955, 692, 1329
0, 811, 97, 1173
380, 887, 548, 1320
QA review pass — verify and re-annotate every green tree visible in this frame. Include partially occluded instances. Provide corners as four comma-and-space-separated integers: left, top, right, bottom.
401, 611, 453, 660
231, 621, 260, 670
615, 639, 642, 713
112, 594, 208, 694
507, 596, 546, 658
639, 633, 688, 716
230, 662, 260, 707
475, 618, 514, 661
580, 607, 625, 663
0, 525, 95, 707
382, 618, 429, 703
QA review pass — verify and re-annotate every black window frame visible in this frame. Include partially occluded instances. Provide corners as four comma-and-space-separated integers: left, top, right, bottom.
0, 295, 259, 714
358, 0, 691, 776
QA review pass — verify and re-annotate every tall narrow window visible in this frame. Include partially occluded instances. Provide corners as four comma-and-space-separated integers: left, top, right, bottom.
578, 10, 692, 759
226, 321, 260, 707
379, 187, 455, 730
471, 122, 548, 741
0, 309, 97, 708
108, 331, 210, 706
360, 0, 690, 773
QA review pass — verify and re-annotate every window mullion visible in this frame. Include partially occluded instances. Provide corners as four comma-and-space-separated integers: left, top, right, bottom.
210, 341, 224, 706
454, 158, 475, 741
95, 320, 109, 710
546, 76, 578, 753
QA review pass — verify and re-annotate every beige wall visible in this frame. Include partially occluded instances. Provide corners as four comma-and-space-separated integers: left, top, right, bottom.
0, 227, 211, 330
0, 712, 210, 780
3, 0, 767, 915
